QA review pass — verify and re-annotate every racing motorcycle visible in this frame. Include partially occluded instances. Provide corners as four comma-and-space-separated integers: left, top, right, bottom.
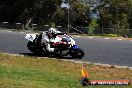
25, 33, 84, 59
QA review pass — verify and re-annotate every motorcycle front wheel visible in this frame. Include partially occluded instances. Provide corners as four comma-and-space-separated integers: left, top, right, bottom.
69, 48, 84, 59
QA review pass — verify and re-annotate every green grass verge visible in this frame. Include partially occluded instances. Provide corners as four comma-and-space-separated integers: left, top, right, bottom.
0, 53, 131, 88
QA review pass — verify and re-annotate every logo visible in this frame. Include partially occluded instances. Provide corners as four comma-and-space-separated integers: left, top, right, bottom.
80, 64, 131, 86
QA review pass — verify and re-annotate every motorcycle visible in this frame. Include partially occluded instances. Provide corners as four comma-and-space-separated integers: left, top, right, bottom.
25, 32, 84, 59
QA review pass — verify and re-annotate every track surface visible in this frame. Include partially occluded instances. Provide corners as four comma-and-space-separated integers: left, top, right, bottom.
0, 30, 132, 67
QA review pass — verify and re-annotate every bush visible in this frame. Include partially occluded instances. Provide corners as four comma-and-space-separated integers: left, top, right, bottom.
104, 34, 119, 37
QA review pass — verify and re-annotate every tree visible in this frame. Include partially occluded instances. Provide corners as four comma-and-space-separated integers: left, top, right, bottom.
33, 0, 61, 25
0, 0, 34, 22
128, 0, 132, 29
53, 0, 90, 27
97, 0, 130, 34
71, 2, 90, 27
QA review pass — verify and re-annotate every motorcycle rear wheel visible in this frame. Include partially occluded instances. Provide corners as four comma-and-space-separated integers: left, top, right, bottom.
27, 41, 36, 52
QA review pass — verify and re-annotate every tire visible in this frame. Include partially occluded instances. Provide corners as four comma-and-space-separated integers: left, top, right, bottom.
27, 41, 36, 53
77, 48, 84, 59
70, 48, 84, 59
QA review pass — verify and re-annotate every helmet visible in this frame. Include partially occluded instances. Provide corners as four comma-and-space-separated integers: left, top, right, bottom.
48, 28, 57, 34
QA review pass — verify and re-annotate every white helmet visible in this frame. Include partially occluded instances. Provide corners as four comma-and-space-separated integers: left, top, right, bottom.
48, 28, 57, 34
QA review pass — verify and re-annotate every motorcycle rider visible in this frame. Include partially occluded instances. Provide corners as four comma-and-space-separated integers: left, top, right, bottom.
36, 27, 60, 53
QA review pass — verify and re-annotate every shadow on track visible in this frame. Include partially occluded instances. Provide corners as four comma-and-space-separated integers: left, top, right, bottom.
20, 53, 74, 60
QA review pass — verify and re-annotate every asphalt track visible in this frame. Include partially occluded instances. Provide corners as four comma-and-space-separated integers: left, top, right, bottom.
0, 30, 132, 67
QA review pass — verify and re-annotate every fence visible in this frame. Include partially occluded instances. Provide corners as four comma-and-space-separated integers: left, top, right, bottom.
0, 22, 87, 34
0, 22, 132, 36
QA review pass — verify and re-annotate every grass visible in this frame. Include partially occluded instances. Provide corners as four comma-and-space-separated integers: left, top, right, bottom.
0, 53, 131, 88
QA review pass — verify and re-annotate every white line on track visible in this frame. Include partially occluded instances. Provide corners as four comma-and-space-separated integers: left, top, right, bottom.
7, 31, 12, 32
76, 36, 81, 38
89, 37, 93, 38
5, 30, 132, 42
117, 39, 122, 41
20, 32, 25, 34
105, 38, 109, 40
